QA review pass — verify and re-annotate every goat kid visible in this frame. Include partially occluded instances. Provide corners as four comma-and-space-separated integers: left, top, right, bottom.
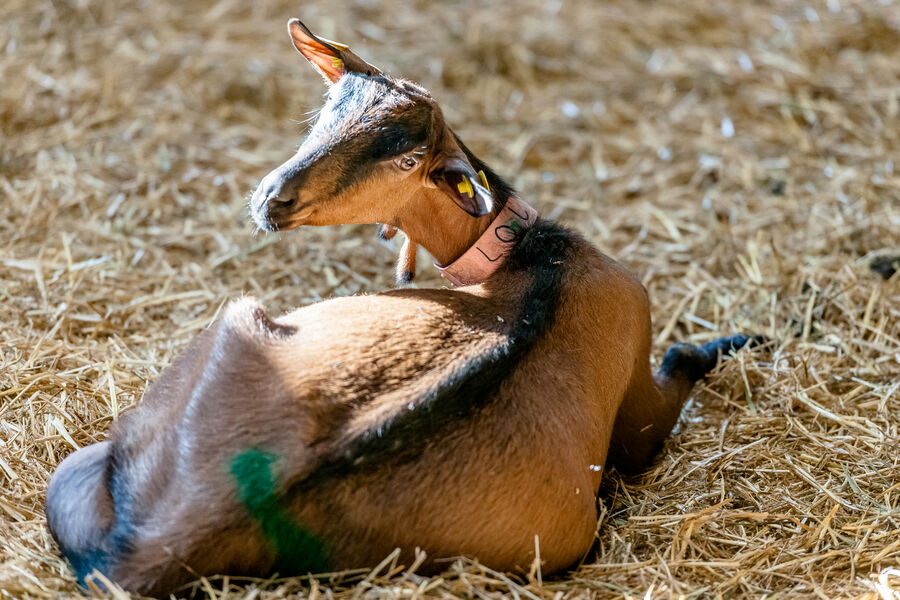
46, 19, 756, 597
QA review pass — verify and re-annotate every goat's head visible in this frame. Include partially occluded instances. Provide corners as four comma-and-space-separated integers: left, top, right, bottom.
250, 19, 495, 237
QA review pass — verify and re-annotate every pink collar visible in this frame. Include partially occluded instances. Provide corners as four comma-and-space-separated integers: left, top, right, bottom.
436, 197, 539, 286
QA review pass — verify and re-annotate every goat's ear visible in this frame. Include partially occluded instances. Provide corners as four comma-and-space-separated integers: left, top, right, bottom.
288, 19, 381, 84
429, 157, 494, 217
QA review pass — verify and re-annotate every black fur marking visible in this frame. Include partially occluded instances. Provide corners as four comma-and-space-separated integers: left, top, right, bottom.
277, 75, 510, 209
660, 334, 758, 383
98, 442, 137, 575
361, 116, 430, 162
299, 220, 575, 487
326, 75, 432, 197
69, 550, 110, 586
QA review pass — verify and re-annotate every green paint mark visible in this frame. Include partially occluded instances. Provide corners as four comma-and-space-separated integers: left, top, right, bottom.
229, 448, 330, 574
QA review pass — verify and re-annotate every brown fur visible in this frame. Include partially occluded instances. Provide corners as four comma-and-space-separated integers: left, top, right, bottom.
46, 19, 754, 597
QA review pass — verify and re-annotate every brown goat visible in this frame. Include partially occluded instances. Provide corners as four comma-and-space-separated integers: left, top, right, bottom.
46, 19, 757, 597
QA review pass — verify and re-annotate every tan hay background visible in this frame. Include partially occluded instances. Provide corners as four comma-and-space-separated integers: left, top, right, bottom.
1, 0, 899, 597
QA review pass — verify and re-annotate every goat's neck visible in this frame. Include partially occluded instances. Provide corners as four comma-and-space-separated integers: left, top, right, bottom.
398, 187, 506, 267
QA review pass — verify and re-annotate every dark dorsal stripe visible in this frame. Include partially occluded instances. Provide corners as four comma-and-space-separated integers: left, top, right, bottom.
299, 219, 575, 488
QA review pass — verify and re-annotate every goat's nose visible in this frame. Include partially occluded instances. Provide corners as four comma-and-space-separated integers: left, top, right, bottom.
264, 187, 297, 218
252, 178, 295, 212
250, 165, 305, 231
267, 191, 295, 208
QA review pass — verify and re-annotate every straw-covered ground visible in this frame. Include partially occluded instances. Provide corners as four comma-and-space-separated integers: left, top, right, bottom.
1, 0, 898, 597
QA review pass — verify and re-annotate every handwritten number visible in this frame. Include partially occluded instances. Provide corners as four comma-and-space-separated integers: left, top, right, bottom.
476, 247, 502, 262
506, 205, 528, 220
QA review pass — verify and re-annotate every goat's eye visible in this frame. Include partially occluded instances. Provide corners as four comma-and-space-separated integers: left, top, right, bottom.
395, 156, 418, 171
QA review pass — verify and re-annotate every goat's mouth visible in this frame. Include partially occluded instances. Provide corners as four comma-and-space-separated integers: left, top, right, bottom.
251, 205, 312, 233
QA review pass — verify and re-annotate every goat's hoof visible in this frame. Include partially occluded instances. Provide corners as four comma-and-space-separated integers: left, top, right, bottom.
871, 255, 899, 280
662, 333, 765, 383
661, 343, 710, 382
747, 334, 770, 349
700, 333, 768, 360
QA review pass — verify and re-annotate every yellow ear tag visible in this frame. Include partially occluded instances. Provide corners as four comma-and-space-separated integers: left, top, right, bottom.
457, 176, 475, 198
477, 170, 490, 191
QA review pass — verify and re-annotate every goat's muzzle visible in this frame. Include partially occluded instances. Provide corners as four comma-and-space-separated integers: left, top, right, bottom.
250, 171, 301, 232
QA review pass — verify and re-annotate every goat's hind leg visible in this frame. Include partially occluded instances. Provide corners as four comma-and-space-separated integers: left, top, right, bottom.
608, 334, 756, 474
45, 442, 116, 583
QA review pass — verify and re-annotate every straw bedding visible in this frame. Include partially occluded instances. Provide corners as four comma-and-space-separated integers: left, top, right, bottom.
1, 0, 898, 597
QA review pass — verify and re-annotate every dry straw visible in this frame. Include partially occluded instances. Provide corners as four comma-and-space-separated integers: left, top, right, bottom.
1, 0, 898, 598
